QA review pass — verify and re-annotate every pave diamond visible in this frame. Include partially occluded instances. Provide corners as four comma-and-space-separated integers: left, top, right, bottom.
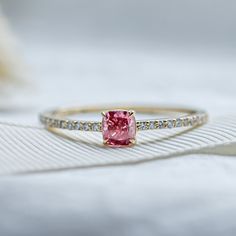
183, 118, 189, 126
61, 121, 68, 129
92, 123, 100, 132
67, 122, 73, 130
74, 122, 80, 130
176, 119, 182, 127
158, 121, 164, 129
139, 122, 147, 130
102, 110, 136, 147
83, 123, 90, 131
167, 120, 173, 128
149, 121, 156, 129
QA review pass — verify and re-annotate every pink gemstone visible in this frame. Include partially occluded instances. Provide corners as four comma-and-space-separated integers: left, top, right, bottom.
102, 110, 136, 147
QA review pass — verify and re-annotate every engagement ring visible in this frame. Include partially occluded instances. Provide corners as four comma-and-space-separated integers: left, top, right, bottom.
40, 106, 208, 148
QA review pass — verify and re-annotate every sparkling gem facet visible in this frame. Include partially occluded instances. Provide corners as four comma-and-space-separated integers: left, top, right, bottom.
83, 123, 90, 131
159, 121, 164, 129
75, 122, 80, 130
92, 123, 100, 131
176, 119, 182, 127
149, 121, 155, 129
167, 120, 173, 128
140, 122, 146, 130
102, 110, 136, 147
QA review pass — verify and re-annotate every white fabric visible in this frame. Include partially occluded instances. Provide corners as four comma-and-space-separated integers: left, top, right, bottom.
0, 116, 236, 175
0, 46, 236, 236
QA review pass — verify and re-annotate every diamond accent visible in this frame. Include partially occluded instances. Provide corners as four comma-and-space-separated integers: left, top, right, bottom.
149, 121, 156, 129
83, 123, 90, 131
158, 121, 164, 129
92, 123, 101, 132
167, 120, 173, 128
183, 118, 189, 127
67, 122, 73, 130
139, 122, 147, 130
176, 119, 182, 127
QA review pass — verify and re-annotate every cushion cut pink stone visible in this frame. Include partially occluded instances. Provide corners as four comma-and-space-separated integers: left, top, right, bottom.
102, 110, 136, 147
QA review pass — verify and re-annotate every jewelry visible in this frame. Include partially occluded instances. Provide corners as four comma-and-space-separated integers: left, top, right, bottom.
40, 106, 208, 148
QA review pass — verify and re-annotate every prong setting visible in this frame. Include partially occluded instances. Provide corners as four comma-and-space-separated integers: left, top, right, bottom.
101, 110, 137, 147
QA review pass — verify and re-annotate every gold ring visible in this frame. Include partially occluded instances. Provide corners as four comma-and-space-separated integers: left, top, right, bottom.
39, 105, 208, 148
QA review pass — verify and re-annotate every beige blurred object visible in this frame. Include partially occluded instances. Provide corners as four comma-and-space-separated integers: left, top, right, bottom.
0, 7, 25, 86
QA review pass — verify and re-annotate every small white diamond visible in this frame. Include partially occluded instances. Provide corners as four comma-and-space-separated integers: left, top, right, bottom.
83, 123, 90, 131
189, 118, 194, 126
192, 117, 197, 125
183, 118, 188, 126
140, 122, 146, 130
167, 120, 173, 128
196, 116, 200, 124
92, 123, 100, 131
149, 121, 155, 129
61, 121, 68, 129
158, 121, 163, 129
176, 119, 182, 127
68, 123, 73, 130
75, 122, 80, 130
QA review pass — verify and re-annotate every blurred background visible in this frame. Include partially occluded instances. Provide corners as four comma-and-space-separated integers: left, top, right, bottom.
0, 0, 235, 125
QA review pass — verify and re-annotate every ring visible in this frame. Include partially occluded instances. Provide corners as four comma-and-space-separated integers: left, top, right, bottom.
39, 106, 208, 148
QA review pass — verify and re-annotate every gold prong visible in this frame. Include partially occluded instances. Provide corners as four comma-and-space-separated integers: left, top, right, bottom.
130, 139, 136, 145
103, 139, 108, 145
101, 111, 106, 117
128, 110, 135, 117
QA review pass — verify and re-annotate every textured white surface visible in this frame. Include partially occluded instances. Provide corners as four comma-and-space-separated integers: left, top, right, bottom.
0, 116, 235, 175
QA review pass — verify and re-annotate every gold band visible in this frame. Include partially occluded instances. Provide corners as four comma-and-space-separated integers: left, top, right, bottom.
39, 105, 208, 132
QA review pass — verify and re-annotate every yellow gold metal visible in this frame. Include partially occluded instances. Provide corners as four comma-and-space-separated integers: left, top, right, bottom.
130, 139, 136, 145
128, 110, 135, 117
40, 105, 208, 132
101, 111, 106, 117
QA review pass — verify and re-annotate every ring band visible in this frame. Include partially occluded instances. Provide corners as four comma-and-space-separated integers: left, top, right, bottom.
40, 106, 208, 147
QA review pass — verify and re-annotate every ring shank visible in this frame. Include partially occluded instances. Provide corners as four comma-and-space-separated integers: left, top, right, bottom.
49, 106, 198, 116
40, 106, 208, 132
